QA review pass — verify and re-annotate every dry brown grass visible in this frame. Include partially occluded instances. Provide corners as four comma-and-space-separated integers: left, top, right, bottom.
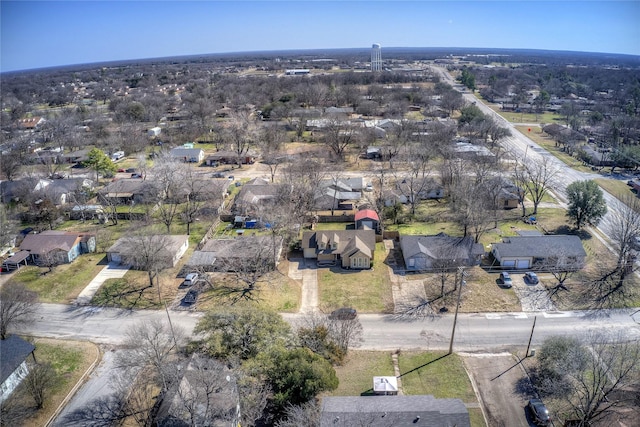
405, 266, 521, 313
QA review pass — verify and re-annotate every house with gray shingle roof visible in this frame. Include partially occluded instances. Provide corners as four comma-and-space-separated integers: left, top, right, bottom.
320, 395, 470, 427
0, 335, 36, 403
184, 235, 283, 273
400, 233, 484, 271
302, 230, 375, 269
19, 230, 96, 266
491, 235, 586, 270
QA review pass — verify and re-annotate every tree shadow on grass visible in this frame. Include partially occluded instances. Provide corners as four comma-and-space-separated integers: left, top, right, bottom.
552, 225, 592, 240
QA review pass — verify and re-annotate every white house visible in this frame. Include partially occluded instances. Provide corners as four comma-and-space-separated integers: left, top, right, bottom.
0, 336, 36, 403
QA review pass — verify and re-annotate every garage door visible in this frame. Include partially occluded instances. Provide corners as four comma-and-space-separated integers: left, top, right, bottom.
502, 260, 516, 268
516, 259, 530, 269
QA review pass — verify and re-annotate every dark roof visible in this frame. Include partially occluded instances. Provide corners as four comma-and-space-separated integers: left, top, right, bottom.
2, 250, 30, 265
20, 230, 86, 255
302, 230, 376, 255
493, 235, 587, 258
99, 178, 148, 196
400, 233, 484, 261
320, 395, 470, 427
0, 335, 35, 384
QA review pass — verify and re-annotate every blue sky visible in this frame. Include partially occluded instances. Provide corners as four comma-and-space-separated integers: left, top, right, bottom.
1, 1, 639, 72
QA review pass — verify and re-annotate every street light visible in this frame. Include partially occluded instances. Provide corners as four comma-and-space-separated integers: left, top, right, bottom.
448, 267, 468, 355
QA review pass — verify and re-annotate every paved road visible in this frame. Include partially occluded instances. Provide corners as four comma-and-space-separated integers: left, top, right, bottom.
12, 303, 640, 352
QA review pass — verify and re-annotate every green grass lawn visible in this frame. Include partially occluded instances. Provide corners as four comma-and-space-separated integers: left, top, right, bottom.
10, 338, 98, 427
486, 105, 562, 124
330, 350, 486, 427
318, 243, 393, 313
12, 253, 106, 303
398, 352, 477, 402
594, 178, 636, 201
329, 351, 395, 396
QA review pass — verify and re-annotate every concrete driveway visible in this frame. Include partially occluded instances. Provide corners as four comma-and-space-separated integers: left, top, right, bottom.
463, 353, 539, 427
511, 274, 555, 312
75, 262, 130, 305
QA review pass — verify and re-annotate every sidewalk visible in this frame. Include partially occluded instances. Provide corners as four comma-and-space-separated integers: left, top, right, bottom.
75, 262, 130, 305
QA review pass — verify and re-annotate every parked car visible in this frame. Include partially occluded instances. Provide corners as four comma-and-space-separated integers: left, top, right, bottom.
499, 272, 513, 288
183, 289, 199, 304
527, 398, 551, 426
524, 272, 539, 284
117, 168, 126, 173
125, 168, 136, 173
130, 173, 143, 178
183, 273, 199, 286
212, 172, 225, 178
329, 307, 357, 320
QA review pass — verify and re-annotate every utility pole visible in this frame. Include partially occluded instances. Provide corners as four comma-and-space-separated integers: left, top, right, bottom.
525, 316, 537, 358
449, 267, 467, 355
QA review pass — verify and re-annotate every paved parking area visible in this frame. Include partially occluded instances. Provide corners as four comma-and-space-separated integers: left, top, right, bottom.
511, 274, 555, 312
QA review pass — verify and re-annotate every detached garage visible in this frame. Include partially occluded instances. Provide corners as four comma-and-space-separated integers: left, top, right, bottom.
491, 235, 586, 270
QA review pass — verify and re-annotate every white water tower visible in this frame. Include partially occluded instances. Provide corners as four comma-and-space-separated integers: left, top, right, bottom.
371, 43, 382, 71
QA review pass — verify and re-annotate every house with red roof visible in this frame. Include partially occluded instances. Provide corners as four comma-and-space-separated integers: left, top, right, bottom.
355, 209, 380, 234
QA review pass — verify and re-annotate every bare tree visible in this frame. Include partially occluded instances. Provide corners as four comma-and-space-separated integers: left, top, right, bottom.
516, 155, 560, 215
535, 332, 640, 426
216, 237, 283, 304
118, 232, 176, 289
22, 362, 55, 409
321, 118, 356, 161
0, 151, 26, 181
275, 401, 321, 427
150, 154, 187, 233
256, 125, 287, 182
166, 355, 238, 426
0, 283, 39, 339
226, 110, 257, 168
116, 319, 184, 391
608, 195, 640, 275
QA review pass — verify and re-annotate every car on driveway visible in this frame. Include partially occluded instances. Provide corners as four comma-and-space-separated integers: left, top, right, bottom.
524, 272, 539, 284
182, 289, 199, 304
527, 398, 550, 426
499, 272, 513, 288
329, 307, 357, 320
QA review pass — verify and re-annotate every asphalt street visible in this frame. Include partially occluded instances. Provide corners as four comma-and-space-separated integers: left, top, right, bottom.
12, 303, 640, 352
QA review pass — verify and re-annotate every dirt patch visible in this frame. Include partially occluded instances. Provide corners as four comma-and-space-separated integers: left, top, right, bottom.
462, 353, 535, 427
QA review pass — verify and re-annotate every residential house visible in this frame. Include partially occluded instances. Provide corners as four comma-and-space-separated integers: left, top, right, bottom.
107, 235, 189, 267
355, 209, 381, 234
154, 356, 241, 427
17, 116, 45, 131
400, 233, 484, 271
60, 148, 91, 164
184, 235, 283, 273
320, 395, 470, 427
98, 178, 150, 205
453, 142, 496, 160
169, 146, 205, 163
19, 230, 96, 266
232, 180, 283, 216
483, 176, 521, 210
315, 177, 363, 210
491, 235, 587, 270
205, 150, 255, 165
0, 336, 36, 404
41, 178, 95, 205
395, 178, 445, 203
301, 229, 376, 269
